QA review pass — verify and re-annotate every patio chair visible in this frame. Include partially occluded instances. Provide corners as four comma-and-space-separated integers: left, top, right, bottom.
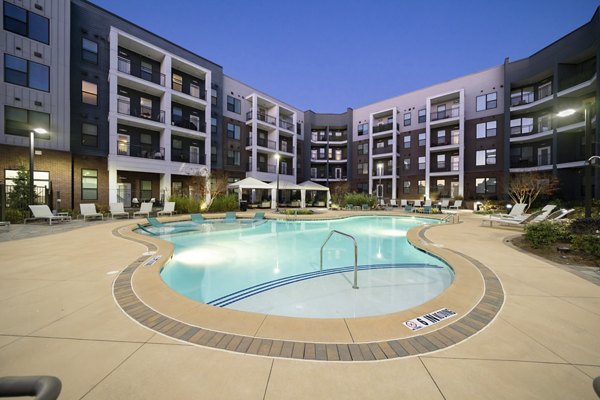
413, 200, 422, 207
345, 203, 354, 211
253, 212, 265, 220
491, 203, 527, 219
424, 200, 432, 207
361, 204, 369, 211
486, 210, 544, 227
548, 208, 575, 221
25, 205, 70, 225
404, 205, 414, 213
225, 212, 237, 222
448, 200, 462, 210
133, 202, 153, 218
109, 203, 129, 219
80, 203, 103, 221
157, 201, 176, 216
439, 199, 450, 209
423, 205, 432, 214
190, 213, 209, 224
390, 199, 398, 207
400, 199, 407, 208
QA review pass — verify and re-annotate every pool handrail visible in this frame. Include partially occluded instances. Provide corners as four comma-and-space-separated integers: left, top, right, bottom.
320, 229, 358, 289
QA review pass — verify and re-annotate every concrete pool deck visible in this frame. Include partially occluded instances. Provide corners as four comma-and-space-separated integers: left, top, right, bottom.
0, 210, 599, 399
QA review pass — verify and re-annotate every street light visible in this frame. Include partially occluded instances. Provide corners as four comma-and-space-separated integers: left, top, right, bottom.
557, 103, 592, 217
274, 153, 281, 211
377, 162, 383, 204
29, 128, 49, 206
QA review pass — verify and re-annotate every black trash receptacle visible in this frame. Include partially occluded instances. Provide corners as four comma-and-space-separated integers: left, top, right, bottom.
239, 200, 248, 211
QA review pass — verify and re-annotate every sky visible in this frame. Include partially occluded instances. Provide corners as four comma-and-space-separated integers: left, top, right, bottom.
89, 0, 599, 113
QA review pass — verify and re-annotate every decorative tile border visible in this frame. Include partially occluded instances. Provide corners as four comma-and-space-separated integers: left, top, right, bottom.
112, 219, 504, 361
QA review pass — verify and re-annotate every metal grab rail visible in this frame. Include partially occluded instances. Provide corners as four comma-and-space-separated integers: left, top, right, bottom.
441, 213, 459, 224
320, 230, 358, 289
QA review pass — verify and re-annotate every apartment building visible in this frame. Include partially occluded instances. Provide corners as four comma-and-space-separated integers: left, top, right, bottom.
1, 1, 597, 212
1, 0, 71, 207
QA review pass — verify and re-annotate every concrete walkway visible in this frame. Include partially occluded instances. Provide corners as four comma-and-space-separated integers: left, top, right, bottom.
0, 212, 598, 399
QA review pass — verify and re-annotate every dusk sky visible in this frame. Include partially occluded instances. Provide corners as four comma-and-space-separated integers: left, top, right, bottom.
89, 0, 599, 113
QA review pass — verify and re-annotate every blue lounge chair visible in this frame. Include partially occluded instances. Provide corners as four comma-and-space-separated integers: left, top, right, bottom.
190, 213, 208, 224
225, 212, 236, 222
253, 212, 265, 220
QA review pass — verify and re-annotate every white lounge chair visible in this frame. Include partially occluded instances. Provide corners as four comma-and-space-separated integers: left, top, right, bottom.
400, 199, 407, 208
157, 201, 175, 216
486, 210, 545, 227
390, 199, 398, 207
424, 200, 432, 207
80, 203, 104, 221
413, 200, 422, 207
25, 205, 71, 225
440, 199, 450, 209
532, 205, 557, 222
109, 203, 129, 219
449, 200, 462, 210
133, 202, 153, 218
491, 203, 527, 219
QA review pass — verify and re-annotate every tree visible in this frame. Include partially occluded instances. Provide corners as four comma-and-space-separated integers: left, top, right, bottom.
507, 173, 559, 211
188, 169, 230, 210
7, 163, 30, 211
329, 181, 350, 206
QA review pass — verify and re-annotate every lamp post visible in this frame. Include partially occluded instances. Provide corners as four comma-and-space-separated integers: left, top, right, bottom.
29, 128, 48, 206
275, 153, 281, 211
558, 104, 592, 217
377, 162, 383, 204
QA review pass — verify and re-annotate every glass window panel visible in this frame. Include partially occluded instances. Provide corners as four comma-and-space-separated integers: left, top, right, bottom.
4, 2, 27, 36
476, 123, 486, 139
28, 61, 49, 91
476, 95, 486, 111
476, 151, 485, 166
29, 110, 49, 132
28, 12, 49, 44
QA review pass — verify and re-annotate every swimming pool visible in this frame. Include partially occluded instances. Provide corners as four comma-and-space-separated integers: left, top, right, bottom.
158, 216, 454, 318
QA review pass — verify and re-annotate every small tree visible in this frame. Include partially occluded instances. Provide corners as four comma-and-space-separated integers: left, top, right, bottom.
508, 173, 558, 211
188, 169, 230, 210
7, 163, 30, 211
329, 181, 350, 206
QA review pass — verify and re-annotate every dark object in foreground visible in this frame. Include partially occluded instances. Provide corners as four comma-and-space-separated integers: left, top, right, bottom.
0, 376, 62, 399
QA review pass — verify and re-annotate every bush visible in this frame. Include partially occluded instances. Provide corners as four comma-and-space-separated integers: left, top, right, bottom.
170, 195, 202, 214
208, 193, 238, 212
279, 209, 314, 215
342, 192, 377, 208
5, 208, 25, 224
572, 234, 600, 258
569, 217, 600, 235
524, 221, 571, 248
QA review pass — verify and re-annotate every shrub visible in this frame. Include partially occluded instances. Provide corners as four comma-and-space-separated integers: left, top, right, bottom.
571, 234, 600, 258
208, 193, 238, 212
279, 209, 314, 215
342, 192, 376, 208
524, 221, 569, 248
5, 208, 25, 224
169, 195, 202, 214
569, 217, 600, 235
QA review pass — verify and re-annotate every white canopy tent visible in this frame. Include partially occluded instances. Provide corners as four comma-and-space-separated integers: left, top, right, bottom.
227, 177, 274, 208
268, 180, 304, 208
298, 180, 331, 208
228, 177, 331, 209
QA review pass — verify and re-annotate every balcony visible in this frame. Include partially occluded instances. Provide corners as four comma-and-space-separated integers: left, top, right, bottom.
279, 143, 294, 154
246, 111, 277, 125
279, 119, 294, 131
255, 164, 277, 174
171, 81, 206, 100
171, 148, 206, 164
117, 99, 165, 123
372, 122, 394, 133
116, 142, 165, 160
373, 145, 393, 155
247, 136, 277, 150
430, 108, 459, 121
509, 156, 553, 171
117, 57, 165, 86
172, 117, 206, 133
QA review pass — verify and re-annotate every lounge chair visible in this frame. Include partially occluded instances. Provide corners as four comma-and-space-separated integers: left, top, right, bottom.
390, 199, 398, 207
404, 205, 414, 213
361, 204, 369, 211
109, 203, 129, 219
190, 213, 206, 223
80, 203, 103, 221
533, 205, 557, 221
413, 200, 422, 207
225, 211, 236, 222
448, 200, 462, 210
400, 199, 407, 208
486, 210, 545, 227
345, 203, 354, 211
439, 199, 450, 209
133, 202, 153, 218
491, 203, 527, 219
157, 201, 176, 216
547, 208, 574, 221
424, 200, 432, 207
25, 205, 70, 225
253, 212, 265, 220
423, 205, 432, 214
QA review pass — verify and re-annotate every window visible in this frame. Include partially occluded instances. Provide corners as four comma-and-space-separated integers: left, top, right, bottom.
172, 139, 182, 149
4, 106, 49, 137
140, 60, 152, 82
172, 73, 183, 92
476, 121, 497, 138
451, 155, 460, 171
510, 118, 534, 135
3, 2, 49, 44
403, 181, 411, 194
538, 114, 552, 132
510, 87, 534, 106
538, 81, 552, 99
403, 112, 411, 126
475, 177, 496, 194
140, 97, 152, 119
357, 143, 369, 155
437, 130, 446, 145
418, 132, 426, 146
418, 156, 426, 170
226, 95, 241, 114
211, 88, 217, 105
357, 162, 368, 175
357, 123, 369, 136
140, 180, 152, 200
327, 148, 333, 159
437, 154, 445, 169
82, 80, 97, 105
357, 183, 368, 193
418, 180, 426, 194
82, 38, 98, 63
436, 179, 445, 193
81, 169, 98, 200
403, 135, 411, 149
4, 54, 49, 91
227, 123, 240, 140
403, 158, 411, 171
418, 109, 426, 123
476, 92, 497, 111
476, 149, 496, 166
81, 123, 97, 147
211, 117, 217, 134
227, 150, 241, 166
451, 129, 460, 144
311, 149, 317, 160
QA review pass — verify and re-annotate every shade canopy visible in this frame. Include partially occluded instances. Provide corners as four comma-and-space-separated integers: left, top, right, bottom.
268, 180, 304, 190
298, 180, 330, 191
227, 177, 273, 190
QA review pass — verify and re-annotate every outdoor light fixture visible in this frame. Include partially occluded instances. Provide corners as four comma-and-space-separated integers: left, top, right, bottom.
29, 128, 49, 206
557, 104, 593, 217
275, 153, 281, 211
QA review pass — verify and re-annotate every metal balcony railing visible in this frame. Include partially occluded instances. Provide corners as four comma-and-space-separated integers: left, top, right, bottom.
117, 56, 165, 86
117, 142, 165, 160
279, 119, 294, 131
246, 111, 277, 125
373, 145, 393, 155
171, 82, 206, 100
117, 99, 165, 123
430, 108, 459, 121
372, 122, 394, 133
171, 148, 206, 164
172, 117, 206, 133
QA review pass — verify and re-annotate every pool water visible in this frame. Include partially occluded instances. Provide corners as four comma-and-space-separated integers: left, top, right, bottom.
158, 216, 454, 318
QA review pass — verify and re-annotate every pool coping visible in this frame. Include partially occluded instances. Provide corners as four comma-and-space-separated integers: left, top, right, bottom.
112, 213, 504, 361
